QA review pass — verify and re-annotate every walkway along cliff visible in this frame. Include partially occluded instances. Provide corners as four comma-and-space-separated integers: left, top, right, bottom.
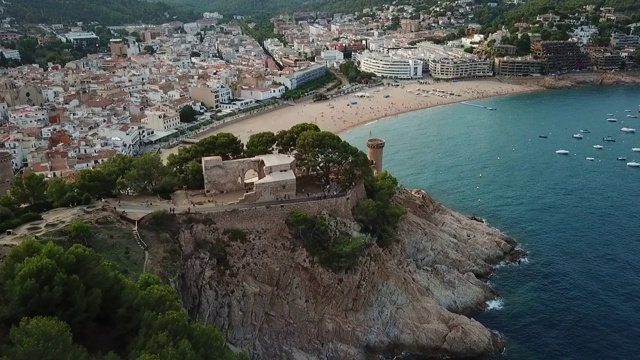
139, 183, 524, 360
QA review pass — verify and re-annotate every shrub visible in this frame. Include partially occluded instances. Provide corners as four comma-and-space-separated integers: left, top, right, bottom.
19, 212, 42, 223
286, 209, 364, 271
57, 193, 83, 208
67, 220, 93, 243
353, 171, 406, 248
81, 193, 92, 205
223, 228, 248, 243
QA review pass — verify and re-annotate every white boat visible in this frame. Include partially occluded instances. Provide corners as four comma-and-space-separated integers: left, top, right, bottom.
621, 127, 636, 133
556, 150, 570, 155
618, 157, 627, 161
580, 129, 590, 133
627, 114, 638, 118
573, 134, 583, 139
607, 113, 614, 116
586, 157, 595, 161
633, 148, 640, 152
607, 118, 618, 122
627, 162, 640, 167
625, 110, 632, 112
593, 145, 603, 149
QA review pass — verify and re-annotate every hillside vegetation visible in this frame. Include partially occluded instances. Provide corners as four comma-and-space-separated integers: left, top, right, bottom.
0, 238, 246, 360
7, 0, 196, 25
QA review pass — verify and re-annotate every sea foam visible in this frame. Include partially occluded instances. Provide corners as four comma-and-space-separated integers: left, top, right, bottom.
485, 298, 505, 311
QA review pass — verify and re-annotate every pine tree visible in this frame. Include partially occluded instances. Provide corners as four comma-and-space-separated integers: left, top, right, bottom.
0, 52, 9, 68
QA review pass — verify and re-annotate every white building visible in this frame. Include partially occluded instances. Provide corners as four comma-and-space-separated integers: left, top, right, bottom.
239, 85, 286, 101
356, 51, 423, 79
144, 107, 180, 131
59, 32, 100, 47
270, 64, 327, 89
97, 124, 142, 156
8, 106, 48, 128
317, 49, 344, 67
572, 26, 598, 46
1, 48, 20, 61
417, 42, 492, 79
219, 98, 257, 111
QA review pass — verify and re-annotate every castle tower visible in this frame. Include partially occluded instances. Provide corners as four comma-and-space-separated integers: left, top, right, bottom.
0, 151, 14, 195
366, 138, 385, 175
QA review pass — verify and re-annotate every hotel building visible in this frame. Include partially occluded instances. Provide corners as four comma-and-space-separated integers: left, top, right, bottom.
356, 52, 423, 79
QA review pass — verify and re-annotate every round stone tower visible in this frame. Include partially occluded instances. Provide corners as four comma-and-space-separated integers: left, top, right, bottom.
366, 138, 385, 175
0, 151, 14, 195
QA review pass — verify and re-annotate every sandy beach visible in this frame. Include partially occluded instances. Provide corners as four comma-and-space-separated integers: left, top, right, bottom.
161, 79, 542, 159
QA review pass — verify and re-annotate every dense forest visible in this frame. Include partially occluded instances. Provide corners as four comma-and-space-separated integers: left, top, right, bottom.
6, 0, 197, 25
0, 238, 247, 360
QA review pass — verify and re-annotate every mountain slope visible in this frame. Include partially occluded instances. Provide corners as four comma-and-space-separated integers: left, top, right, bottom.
7, 0, 196, 25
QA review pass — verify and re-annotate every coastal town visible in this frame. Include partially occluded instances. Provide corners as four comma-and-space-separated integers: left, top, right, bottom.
1, 0, 640, 195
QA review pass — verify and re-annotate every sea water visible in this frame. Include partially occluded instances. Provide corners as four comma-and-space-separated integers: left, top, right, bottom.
342, 85, 640, 360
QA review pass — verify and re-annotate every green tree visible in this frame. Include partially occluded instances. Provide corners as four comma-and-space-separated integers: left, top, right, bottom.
353, 171, 406, 247
67, 220, 93, 243
209, 132, 244, 160
0, 239, 245, 360
0, 52, 8, 68
46, 178, 75, 207
75, 169, 115, 199
121, 154, 176, 195
101, 154, 134, 182
179, 105, 198, 123
2, 317, 91, 360
285, 210, 364, 271
245, 131, 277, 157
9, 173, 47, 206
295, 130, 372, 188
181, 160, 204, 189
275, 123, 320, 153
144, 45, 155, 55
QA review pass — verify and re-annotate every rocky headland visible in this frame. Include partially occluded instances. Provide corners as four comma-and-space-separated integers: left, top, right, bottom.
142, 187, 524, 360
505, 71, 640, 90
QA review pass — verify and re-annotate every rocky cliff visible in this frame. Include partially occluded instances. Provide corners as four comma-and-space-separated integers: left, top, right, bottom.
536, 72, 640, 89
152, 188, 522, 360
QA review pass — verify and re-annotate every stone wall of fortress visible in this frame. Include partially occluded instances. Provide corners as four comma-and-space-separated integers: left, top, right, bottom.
181, 182, 367, 230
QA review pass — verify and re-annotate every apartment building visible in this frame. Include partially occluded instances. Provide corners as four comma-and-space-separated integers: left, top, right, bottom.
584, 47, 624, 70
530, 40, 590, 73
610, 32, 640, 48
189, 82, 232, 109
429, 57, 492, 79
271, 64, 327, 89
417, 43, 491, 79
144, 106, 180, 131
356, 52, 423, 79
495, 57, 542, 77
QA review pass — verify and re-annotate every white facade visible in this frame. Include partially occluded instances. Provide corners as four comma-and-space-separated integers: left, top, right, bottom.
356, 52, 423, 79
97, 124, 142, 155
572, 26, 598, 46
145, 110, 180, 131
428, 58, 492, 79
239, 86, 285, 101
219, 98, 256, 111
1, 48, 20, 61
417, 42, 493, 80
8, 107, 48, 128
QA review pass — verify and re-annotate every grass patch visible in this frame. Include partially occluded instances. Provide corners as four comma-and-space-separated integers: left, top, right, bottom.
45, 224, 144, 280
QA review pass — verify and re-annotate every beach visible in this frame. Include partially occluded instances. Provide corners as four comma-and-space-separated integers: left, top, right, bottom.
161, 79, 541, 159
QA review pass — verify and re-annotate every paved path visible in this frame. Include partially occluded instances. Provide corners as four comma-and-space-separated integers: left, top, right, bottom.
113, 193, 346, 216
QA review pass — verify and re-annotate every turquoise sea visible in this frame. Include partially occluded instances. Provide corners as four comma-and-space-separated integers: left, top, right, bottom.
342, 85, 640, 360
